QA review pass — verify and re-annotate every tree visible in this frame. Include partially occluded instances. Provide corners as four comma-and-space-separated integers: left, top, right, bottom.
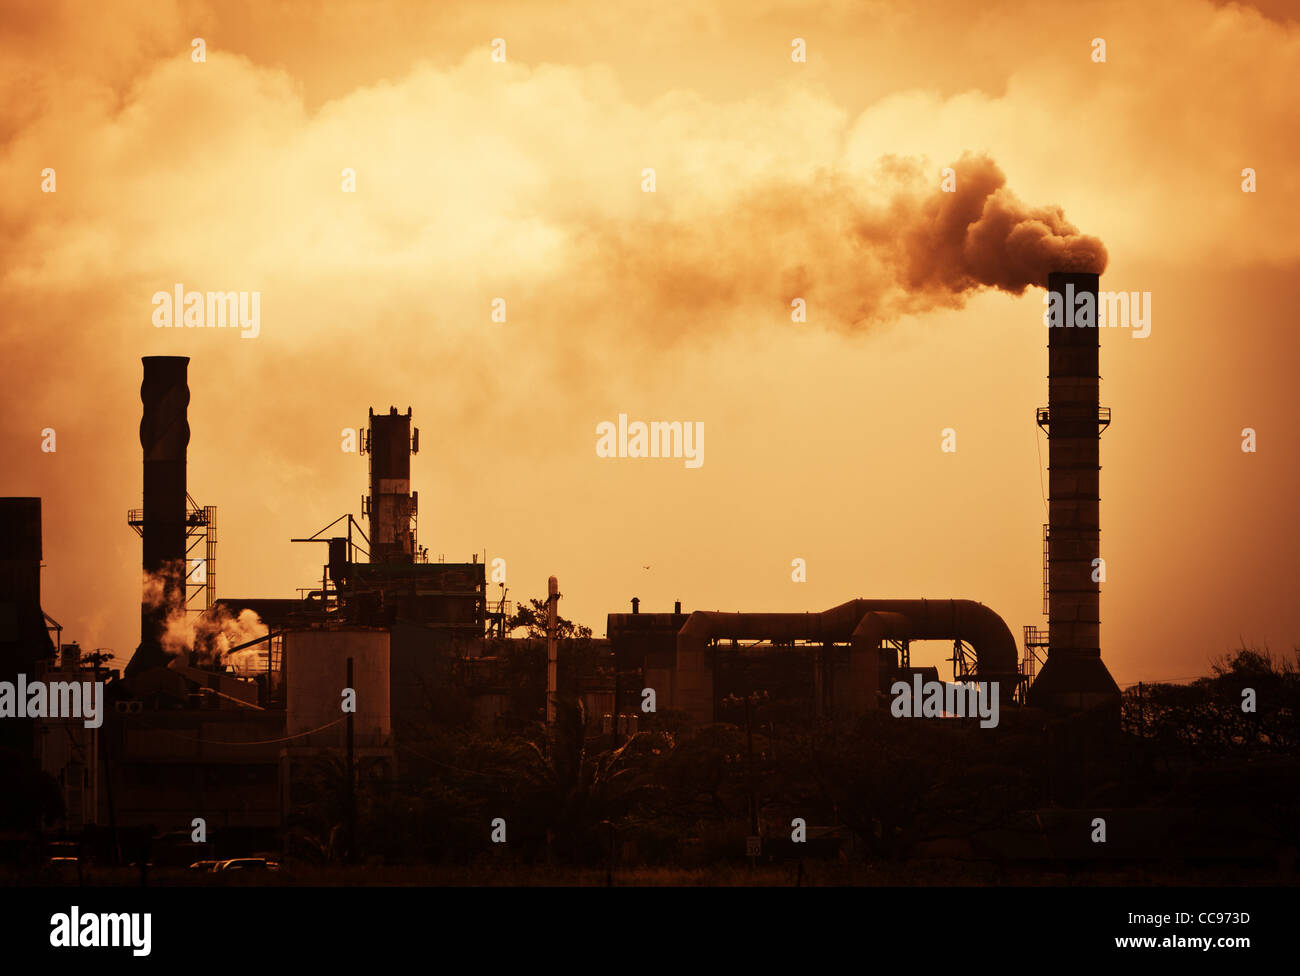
509, 697, 662, 863
1125, 645, 1300, 757
796, 713, 1038, 860
508, 596, 592, 640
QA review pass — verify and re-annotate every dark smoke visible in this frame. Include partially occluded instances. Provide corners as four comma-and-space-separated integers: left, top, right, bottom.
570, 152, 1107, 337
892, 153, 1108, 293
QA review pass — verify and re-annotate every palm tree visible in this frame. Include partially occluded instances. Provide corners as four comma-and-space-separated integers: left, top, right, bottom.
510, 697, 661, 864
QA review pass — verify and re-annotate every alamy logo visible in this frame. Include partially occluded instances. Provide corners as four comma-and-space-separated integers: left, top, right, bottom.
0, 674, 104, 728
49, 907, 151, 956
890, 676, 1000, 728
1043, 283, 1151, 338
151, 283, 260, 338
595, 414, 704, 468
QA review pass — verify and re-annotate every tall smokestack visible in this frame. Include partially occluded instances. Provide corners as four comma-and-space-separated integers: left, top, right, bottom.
126, 356, 190, 677
0, 498, 54, 753
0, 497, 55, 671
365, 407, 418, 564
1028, 273, 1120, 712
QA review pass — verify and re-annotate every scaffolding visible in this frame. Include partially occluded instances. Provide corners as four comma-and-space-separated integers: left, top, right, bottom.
1019, 625, 1050, 702
184, 496, 216, 613
486, 584, 513, 640
885, 637, 910, 669
949, 639, 977, 680
127, 494, 216, 614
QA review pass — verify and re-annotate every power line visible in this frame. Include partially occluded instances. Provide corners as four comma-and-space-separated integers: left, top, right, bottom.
135, 715, 346, 746
394, 741, 509, 780
1034, 423, 1048, 516
1118, 675, 1207, 689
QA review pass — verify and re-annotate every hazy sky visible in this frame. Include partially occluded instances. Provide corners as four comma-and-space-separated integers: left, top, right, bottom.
2, 0, 1297, 684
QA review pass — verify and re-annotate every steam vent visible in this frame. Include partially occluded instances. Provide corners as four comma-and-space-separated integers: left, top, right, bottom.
1027, 272, 1121, 713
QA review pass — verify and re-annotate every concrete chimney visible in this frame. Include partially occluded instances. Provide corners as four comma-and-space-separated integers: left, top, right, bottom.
126, 356, 190, 677
1028, 272, 1120, 712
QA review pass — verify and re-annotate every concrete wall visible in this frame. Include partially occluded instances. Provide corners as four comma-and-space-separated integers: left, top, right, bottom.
285, 628, 391, 747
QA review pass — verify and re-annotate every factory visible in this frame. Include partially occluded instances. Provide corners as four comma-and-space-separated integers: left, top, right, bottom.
2, 271, 1121, 858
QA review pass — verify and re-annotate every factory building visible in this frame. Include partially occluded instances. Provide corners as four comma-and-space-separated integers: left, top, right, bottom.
6, 268, 1123, 859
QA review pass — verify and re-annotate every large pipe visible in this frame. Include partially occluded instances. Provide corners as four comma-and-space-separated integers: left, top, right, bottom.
674, 598, 1018, 721
1027, 272, 1120, 711
126, 356, 190, 677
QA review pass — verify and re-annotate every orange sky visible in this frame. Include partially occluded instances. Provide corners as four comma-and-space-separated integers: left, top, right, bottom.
2, 0, 1298, 685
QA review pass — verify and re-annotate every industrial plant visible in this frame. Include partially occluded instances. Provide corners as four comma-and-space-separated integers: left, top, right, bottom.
1, 272, 1292, 881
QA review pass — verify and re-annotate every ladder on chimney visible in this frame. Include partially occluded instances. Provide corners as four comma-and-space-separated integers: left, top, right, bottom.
1041, 522, 1050, 616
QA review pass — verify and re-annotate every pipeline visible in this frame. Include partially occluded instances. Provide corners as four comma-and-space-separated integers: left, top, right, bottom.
678, 599, 1017, 671
673, 599, 1019, 720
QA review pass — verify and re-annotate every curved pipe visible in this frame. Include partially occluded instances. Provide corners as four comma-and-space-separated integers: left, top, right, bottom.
676, 598, 1018, 676
849, 611, 911, 656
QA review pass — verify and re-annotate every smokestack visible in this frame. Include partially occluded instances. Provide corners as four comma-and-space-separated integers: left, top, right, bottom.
0, 498, 55, 673
1028, 273, 1120, 712
127, 356, 190, 677
0, 498, 54, 753
365, 407, 418, 564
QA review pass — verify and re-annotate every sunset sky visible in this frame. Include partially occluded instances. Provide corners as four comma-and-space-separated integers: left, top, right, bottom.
2, 0, 1297, 685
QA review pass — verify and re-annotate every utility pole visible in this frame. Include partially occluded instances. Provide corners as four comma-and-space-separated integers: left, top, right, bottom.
603, 819, 614, 887
103, 704, 120, 866
746, 695, 757, 835
345, 656, 355, 863
546, 576, 558, 726
612, 664, 621, 747
90, 656, 101, 835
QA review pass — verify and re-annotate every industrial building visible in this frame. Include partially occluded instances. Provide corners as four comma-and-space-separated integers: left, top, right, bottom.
604, 273, 1120, 724
3, 271, 1122, 855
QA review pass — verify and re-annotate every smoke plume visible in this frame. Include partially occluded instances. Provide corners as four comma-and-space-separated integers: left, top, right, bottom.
163, 606, 268, 666
142, 568, 267, 666
573, 153, 1107, 337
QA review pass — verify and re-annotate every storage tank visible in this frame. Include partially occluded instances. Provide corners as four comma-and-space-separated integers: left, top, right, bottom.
285, 628, 391, 747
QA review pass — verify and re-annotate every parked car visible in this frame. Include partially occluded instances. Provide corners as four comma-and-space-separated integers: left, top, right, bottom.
188, 860, 221, 872
43, 856, 81, 882
214, 857, 279, 872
